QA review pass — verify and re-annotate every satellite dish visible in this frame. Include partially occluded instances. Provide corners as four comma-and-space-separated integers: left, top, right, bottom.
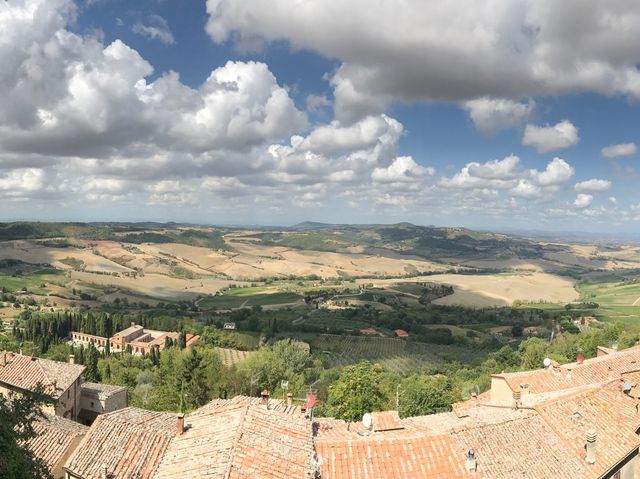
623, 381, 633, 394
543, 358, 552, 368
362, 413, 373, 430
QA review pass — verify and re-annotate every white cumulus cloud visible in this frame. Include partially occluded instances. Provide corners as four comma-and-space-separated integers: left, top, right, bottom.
531, 158, 574, 186
601, 142, 637, 158
371, 157, 434, 183
207, 0, 640, 123
574, 194, 593, 209
574, 179, 612, 193
522, 120, 579, 153
463, 98, 535, 134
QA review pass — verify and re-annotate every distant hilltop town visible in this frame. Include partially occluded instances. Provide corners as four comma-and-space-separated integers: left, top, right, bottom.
5, 342, 640, 478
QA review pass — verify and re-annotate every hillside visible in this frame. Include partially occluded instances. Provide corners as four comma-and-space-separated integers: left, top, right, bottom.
0, 221, 638, 314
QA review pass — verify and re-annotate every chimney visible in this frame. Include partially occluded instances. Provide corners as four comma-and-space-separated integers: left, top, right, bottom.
585, 430, 597, 464
69, 354, 76, 365
512, 390, 521, 409
52, 380, 57, 391
131, 322, 136, 327
1, 353, 6, 367
287, 392, 293, 407
176, 414, 185, 436
260, 389, 270, 406
465, 450, 477, 472
102, 465, 108, 479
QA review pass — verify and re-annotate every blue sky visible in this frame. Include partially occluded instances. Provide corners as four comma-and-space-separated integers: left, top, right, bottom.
1, 0, 640, 234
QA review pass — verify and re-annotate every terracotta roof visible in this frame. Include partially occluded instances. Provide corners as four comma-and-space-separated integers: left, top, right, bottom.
64, 407, 178, 479
453, 415, 590, 478
597, 346, 616, 356
315, 433, 470, 479
0, 352, 85, 398
314, 406, 532, 441
492, 346, 640, 396
371, 410, 403, 431
81, 381, 127, 399
192, 395, 302, 417
315, 346, 640, 479
112, 324, 144, 338
156, 400, 315, 479
394, 329, 409, 337
315, 403, 597, 479
401, 408, 534, 435
359, 328, 377, 335
534, 375, 640, 477
154, 405, 243, 479
26, 414, 88, 474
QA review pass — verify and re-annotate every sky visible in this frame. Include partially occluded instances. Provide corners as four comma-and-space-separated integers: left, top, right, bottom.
1, 0, 640, 233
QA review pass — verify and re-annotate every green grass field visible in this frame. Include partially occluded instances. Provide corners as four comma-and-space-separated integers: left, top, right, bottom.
578, 280, 640, 327
199, 288, 303, 309
514, 302, 565, 310
0, 269, 66, 295
292, 311, 376, 332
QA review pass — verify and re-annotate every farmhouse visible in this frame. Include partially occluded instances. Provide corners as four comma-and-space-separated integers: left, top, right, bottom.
223, 321, 236, 330
575, 315, 600, 327
71, 322, 200, 355
394, 328, 409, 338
359, 327, 378, 335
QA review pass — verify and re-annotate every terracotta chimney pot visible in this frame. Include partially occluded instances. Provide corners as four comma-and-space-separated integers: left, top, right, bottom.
260, 389, 270, 406
177, 414, 185, 436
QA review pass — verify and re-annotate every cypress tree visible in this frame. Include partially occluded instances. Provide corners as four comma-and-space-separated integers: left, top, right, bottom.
85, 343, 100, 383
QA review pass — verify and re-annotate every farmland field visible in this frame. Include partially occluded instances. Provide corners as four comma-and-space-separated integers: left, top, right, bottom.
0, 269, 66, 295
307, 334, 489, 373
199, 289, 303, 309
292, 312, 378, 332
215, 347, 255, 366
356, 272, 579, 308
578, 280, 640, 327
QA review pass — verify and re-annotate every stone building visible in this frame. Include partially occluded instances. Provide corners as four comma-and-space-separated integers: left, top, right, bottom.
0, 351, 85, 421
